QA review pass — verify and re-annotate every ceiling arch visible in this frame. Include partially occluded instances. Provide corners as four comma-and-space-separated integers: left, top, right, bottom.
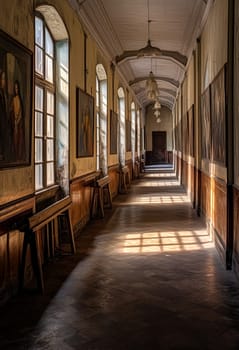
129, 76, 180, 89
115, 49, 187, 67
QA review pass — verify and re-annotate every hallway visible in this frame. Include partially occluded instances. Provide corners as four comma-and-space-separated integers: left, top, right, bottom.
1, 169, 239, 349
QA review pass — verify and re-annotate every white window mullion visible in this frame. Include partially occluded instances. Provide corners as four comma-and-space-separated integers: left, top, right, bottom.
34, 16, 55, 191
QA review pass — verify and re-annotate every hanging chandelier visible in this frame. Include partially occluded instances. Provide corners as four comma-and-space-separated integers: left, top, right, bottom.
153, 99, 161, 109
154, 109, 160, 118
137, 0, 162, 58
137, 38, 162, 58
146, 70, 159, 100
143, 0, 160, 102
153, 97, 161, 123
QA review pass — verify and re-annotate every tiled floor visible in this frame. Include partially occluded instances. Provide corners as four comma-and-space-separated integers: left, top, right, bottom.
1, 169, 239, 349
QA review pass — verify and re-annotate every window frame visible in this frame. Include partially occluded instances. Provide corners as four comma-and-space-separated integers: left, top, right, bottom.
34, 14, 56, 192
96, 64, 108, 175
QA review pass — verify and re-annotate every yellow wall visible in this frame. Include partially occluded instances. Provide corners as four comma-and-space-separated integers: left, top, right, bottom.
186, 56, 195, 111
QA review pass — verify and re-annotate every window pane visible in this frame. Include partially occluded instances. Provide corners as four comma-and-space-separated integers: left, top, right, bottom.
96, 78, 99, 107
102, 94, 107, 115
96, 112, 100, 170
47, 162, 54, 186
59, 124, 68, 149
47, 115, 54, 137
35, 138, 43, 162
60, 65, 68, 82
45, 55, 53, 82
35, 164, 43, 190
35, 112, 43, 136
35, 46, 43, 75
60, 74, 68, 97
45, 28, 54, 57
35, 17, 43, 47
47, 91, 54, 115
47, 139, 54, 161
35, 86, 43, 111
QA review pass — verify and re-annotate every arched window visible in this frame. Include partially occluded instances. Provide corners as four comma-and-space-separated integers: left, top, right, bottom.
34, 7, 69, 194
96, 64, 107, 175
131, 102, 136, 165
118, 87, 125, 166
137, 109, 141, 157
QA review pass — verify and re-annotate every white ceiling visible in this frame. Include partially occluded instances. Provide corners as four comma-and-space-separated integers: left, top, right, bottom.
69, 0, 212, 109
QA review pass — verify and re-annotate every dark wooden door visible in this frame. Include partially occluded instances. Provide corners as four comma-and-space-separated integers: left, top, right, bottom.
152, 131, 167, 163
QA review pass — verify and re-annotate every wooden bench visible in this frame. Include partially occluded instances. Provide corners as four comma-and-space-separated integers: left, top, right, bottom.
0, 197, 35, 227
91, 175, 112, 218
118, 165, 130, 194
83, 171, 101, 187
19, 196, 75, 294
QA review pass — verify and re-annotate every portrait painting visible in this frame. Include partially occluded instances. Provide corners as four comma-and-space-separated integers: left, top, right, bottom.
76, 87, 94, 157
0, 30, 32, 167
126, 120, 131, 152
188, 105, 194, 157
201, 86, 211, 160
210, 66, 226, 165
110, 110, 118, 154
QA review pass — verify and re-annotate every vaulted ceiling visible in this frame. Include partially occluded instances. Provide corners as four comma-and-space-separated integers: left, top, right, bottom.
69, 0, 212, 110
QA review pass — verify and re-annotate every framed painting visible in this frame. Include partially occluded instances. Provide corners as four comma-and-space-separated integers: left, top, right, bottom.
0, 30, 32, 167
188, 105, 194, 157
76, 87, 94, 157
210, 65, 226, 165
201, 86, 211, 160
126, 120, 131, 152
110, 110, 118, 154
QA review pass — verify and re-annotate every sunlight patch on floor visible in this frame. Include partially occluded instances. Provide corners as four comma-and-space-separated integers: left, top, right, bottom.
119, 230, 214, 254
135, 180, 180, 187
145, 172, 176, 178
125, 194, 190, 205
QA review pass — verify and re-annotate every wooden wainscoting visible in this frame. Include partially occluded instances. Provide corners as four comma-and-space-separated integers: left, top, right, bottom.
70, 174, 94, 237
233, 186, 239, 277
211, 177, 227, 266
201, 171, 211, 220
190, 163, 196, 208
126, 160, 133, 182
0, 196, 35, 303
108, 165, 120, 198
181, 159, 189, 192
212, 178, 227, 247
